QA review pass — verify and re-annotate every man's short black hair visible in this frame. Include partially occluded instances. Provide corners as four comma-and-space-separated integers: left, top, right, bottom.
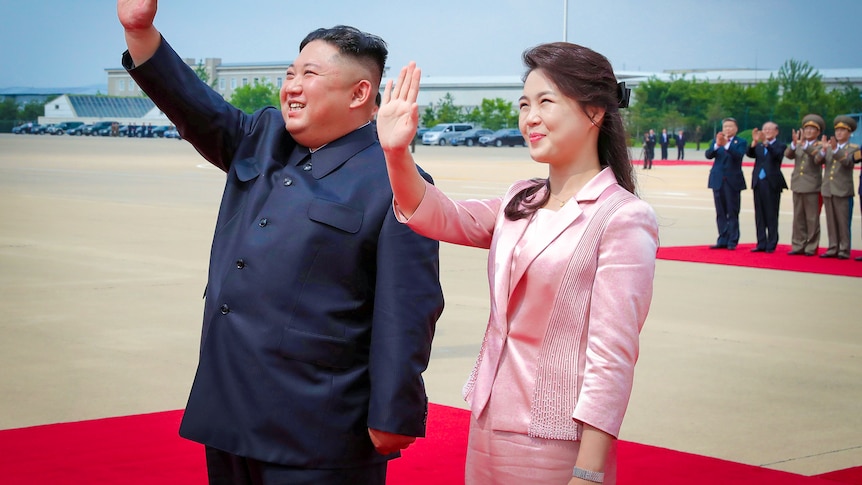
300, 25, 387, 85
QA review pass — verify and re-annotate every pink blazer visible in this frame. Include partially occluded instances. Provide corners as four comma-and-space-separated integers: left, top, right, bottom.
399, 168, 658, 440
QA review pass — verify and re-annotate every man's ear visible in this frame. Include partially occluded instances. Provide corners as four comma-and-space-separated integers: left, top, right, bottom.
350, 79, 373, 109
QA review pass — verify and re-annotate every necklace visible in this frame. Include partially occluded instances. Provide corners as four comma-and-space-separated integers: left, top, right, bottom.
549, 192, 569, 207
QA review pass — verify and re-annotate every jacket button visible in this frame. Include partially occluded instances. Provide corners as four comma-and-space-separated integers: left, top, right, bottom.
220, 304, 230, 315
303, 163, 312, 171
284, 177, 293, 186
259, 218, 268, 227
236, 259, 245, 269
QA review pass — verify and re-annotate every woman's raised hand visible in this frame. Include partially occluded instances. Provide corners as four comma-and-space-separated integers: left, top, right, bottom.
377, 62, 422, 153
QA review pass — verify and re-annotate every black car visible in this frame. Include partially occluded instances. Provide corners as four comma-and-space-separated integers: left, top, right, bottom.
86, 121, 117, 136
450, 128, 493, 147
479, 128, 526, 147
49, 121, 85, 135
12, 122, 36, 134
68, 124, 91, 136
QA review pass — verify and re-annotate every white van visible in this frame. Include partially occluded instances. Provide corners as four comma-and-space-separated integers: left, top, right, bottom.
421, 123, 474, 145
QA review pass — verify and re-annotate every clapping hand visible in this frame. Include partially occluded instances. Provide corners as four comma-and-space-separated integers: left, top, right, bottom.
377, 62, 422, 153
751, 128, 764, 145
829, 136, 838, 151
792, 128, 804, 146
715, 132, 727, 146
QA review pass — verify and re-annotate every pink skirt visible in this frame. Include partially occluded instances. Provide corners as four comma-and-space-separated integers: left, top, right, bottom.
465, 414, 617, 484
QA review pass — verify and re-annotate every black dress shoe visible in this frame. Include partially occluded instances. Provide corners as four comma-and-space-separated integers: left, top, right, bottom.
856, 255, 862, 261
726, 245, 737, 250
805, 252, 816, 256
751, 248, 765, 253
709, 244, 727, 249
787, 250, 803, 255
820, 253, 837, 259
765, 249, 775, 253
837, 255, 849, 260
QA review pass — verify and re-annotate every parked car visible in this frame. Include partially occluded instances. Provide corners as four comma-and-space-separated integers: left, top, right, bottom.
163, 127, 181, 139
421, 123, 473, 145
49, 121, 85, 135
450, 128, 494, 147
12, 122, 36, 134
85, 121, 117, 136
29, 124, 47, 135
479, 128, 526, 147
67, 124, 91, 136
150, 125, 170, 138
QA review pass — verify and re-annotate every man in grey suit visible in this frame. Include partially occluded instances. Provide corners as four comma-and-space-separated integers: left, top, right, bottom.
118, 1, 445, 483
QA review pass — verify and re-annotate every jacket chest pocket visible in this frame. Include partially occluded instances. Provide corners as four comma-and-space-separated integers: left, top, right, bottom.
307, 198, 363, 234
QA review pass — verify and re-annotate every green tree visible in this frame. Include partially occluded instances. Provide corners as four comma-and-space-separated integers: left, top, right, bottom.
229, 81, 279, 114
0, 98, 20, 132
434, 93, 463, 123
19, 100, 44, 122
465, 98, 518, 130
420, 106, 436, 129
827, 82, 862, 120
775, 59, 829, 134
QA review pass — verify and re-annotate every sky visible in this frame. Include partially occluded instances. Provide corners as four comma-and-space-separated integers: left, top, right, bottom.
1, 0, 861, 90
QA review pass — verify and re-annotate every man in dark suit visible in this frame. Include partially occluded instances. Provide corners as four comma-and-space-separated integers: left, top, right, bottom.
643, 129, 656, 169
746, 122, 787, 253
675, 130, 685, 160
705, 117, 748, 249
118, 2, 444, 484
659, 128, 671, 160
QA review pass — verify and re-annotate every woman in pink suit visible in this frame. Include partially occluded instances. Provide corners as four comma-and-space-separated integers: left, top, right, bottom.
377, 43, 658, 485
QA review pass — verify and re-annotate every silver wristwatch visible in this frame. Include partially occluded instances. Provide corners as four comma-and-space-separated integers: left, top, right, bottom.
572, 466, 604, 483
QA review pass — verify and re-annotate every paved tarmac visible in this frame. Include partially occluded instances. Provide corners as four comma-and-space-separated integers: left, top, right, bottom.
0, 134, 859, 476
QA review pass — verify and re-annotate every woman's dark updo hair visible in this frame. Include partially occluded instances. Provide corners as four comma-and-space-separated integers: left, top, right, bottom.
505, 42, 636, 221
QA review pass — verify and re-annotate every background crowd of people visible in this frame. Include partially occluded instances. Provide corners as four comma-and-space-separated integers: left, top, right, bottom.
699, 114, 861, 260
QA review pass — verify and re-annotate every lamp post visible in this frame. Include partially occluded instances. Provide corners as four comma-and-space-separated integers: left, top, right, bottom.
563, 0, 568, 42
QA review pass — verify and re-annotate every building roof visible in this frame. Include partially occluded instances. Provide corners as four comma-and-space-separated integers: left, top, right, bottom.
67, 95, 155, 119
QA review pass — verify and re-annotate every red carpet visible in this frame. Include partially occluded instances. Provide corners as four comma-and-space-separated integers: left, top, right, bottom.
1, 404, 859, 484
658, 244, 862, 278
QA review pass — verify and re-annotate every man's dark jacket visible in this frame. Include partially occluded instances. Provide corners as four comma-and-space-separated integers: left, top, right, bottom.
124, 38, 444, 468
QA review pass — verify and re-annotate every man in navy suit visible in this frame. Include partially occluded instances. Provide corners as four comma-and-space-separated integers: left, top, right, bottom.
705, 117, 748, 249
118, 2, 444, 484
746, 122, 787, 253
643, 129, 656, 169
659, 128, 671, 160
675, 130, 685, 160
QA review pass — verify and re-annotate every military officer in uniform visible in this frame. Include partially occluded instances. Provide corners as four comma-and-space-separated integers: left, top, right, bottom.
785, 114, 825, 256
855, 146, 862, 261
819, 115, 858, 259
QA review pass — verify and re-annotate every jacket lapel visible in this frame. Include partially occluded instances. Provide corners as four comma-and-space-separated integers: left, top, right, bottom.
505, 169, 616, 299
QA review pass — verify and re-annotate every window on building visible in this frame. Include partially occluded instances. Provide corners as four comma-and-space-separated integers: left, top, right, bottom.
277, 77, 282, 88
130, 79, 137, 91
119, 79, 126, 91
242, 78, 249, 86
219, 78, 225, 90
231, 78, 237, 89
